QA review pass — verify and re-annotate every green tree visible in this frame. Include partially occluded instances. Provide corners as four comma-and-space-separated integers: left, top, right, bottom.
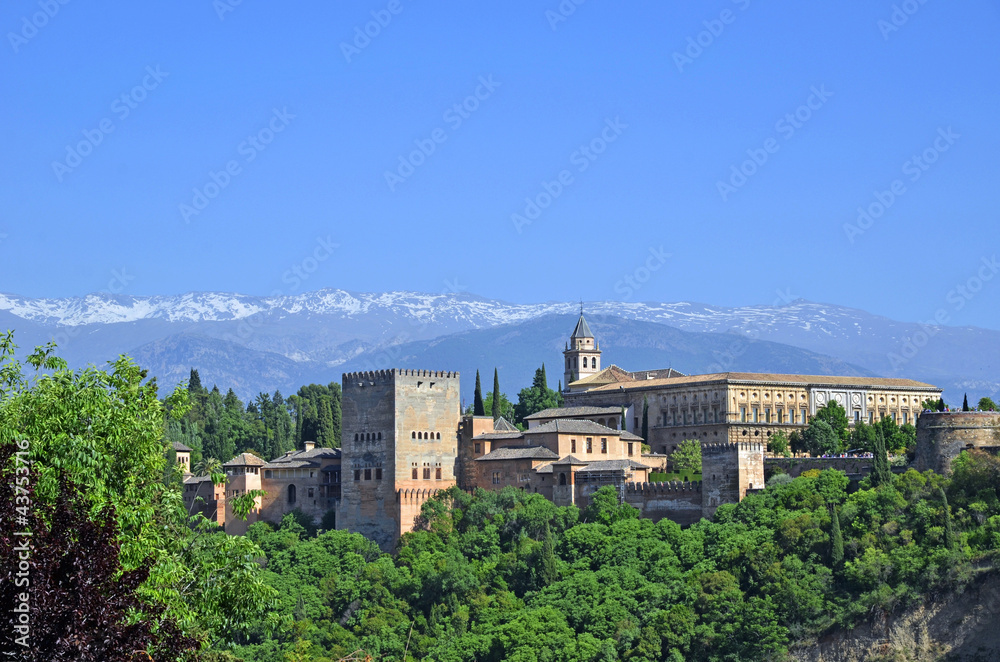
802, 419, 839, 456
871, 426, 892, 488
492, 368, 501, 420
473, 370, 485, 416
829, 505, 844, 566
939, 486, 954, 550
769, 431, 790, 457
813, 401, 849, 442
963, 393, 970, 411
513, 365, 561, 425
978, 396, 998, 411
671, 439, 702, 476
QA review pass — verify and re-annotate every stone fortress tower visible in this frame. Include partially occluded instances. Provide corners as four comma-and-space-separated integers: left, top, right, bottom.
914, 410, 1000, 474
563, 308, 601, 386
337, 369, 461, 550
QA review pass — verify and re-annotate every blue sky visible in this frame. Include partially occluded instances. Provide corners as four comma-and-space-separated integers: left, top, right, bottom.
2, 1, 999, 329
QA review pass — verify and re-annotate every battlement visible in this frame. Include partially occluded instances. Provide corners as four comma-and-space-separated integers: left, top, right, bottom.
701, 441, 765, 453
625, 480, 701, 495
342, 369, 460, 386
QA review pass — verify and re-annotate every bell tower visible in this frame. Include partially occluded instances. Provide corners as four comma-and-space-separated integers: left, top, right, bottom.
563, 306, 601, 388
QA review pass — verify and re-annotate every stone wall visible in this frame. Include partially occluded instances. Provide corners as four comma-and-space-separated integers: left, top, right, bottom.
765, 457, 875, 480
625, 481, 702, 525
915, 411, 1000, 474
701, 441, 764, 519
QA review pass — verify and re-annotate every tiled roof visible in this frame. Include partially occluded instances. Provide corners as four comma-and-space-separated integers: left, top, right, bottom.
552, 454, 590, 466
184, 475, 214, 484
620, 430, 644, 441
494, 417, 519, 431
569, 365, 635, 387
524, 419, 622, 436
475, 446, 559, 461
524, 406, 623, 420
571, 313, 594, 339
171, 441, 192, 452
578, 459, 652, 471
264, 447, 340, 469
583, 372, 940, 392
472, 431, 525, 441
222, 452, 266, 467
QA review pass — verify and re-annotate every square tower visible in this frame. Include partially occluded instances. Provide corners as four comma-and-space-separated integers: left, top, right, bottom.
338, 369, 461, 550
700, 441, 764, 520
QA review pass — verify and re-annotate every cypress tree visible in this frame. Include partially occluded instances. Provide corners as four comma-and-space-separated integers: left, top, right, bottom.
830, 505, 844, 566
473, 370, 485, 416
188, 368, 202, 393
963, 393, 970, 411
871, 427, 891, 488
539, 525, 558, 587
641, 396, 649, 443
940, 487, 955, 550
937, 398, 946, 412
620, 405, 627, 431
540, 363, 548, 391
492, 369, 501, 421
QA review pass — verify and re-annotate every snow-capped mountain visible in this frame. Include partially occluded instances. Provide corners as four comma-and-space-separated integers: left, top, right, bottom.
0, 289, 995, 403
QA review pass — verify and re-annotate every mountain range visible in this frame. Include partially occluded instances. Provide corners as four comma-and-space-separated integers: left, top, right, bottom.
0, 289, 994, 404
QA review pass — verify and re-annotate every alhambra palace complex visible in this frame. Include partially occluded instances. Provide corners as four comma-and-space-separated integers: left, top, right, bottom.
179, 313, 998, 550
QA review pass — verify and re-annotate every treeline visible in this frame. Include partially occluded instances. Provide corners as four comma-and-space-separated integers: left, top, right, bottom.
466, 364, 563, 428
165, 369, 342, 463
222, 451, 1000, 661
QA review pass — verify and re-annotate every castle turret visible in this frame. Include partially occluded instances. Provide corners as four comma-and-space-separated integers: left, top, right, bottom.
563, 308, 601, 388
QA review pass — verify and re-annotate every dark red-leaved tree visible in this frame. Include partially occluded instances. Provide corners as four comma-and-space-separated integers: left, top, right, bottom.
0, 442, 199, 661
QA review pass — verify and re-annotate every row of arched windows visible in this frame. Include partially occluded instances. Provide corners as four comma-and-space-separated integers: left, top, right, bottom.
411, 431, 441, 440
565, 356, 598, 369
354, 431, 382, 442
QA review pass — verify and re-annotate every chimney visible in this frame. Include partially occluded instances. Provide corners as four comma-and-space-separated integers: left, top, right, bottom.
304, 441, 315, 452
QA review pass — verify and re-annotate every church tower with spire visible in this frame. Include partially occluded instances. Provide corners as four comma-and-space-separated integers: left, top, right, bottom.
563, 307, 601, 389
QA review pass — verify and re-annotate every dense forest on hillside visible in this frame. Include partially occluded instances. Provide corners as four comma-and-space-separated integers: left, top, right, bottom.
221, 455, 1000, 662
165, 369, 342, 462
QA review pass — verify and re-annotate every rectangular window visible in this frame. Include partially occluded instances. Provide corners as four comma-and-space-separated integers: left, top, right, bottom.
601, 438, 607, 453
474, 443, 481, 453
740, 407, 746, 423
586, 438, 593, 453
375, 468, 382, 480
354, 469, 361, 481
308, 488, 314, 498
892, 411, 897, 422
492, 472, 500, 485
364, 468, 371, 480
753, 408, 759, 423
571, 439, 577, 453
435, 467, 442, 480
854, 410, 860, 421
902, 412, 908, 424
869, 411, 874, 423
801, 409, 807, 424
423, 467, 431, 480
765, 409, 771, 423
627, 443, 633, 456
634, 417, 639, 429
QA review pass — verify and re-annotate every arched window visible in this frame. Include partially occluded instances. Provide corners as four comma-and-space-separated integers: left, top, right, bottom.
436, 432, 441, 440
412, 431, 416, 439
377, 432, 382, 440
354, 433, 359, 441
287, 484, 296, 505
